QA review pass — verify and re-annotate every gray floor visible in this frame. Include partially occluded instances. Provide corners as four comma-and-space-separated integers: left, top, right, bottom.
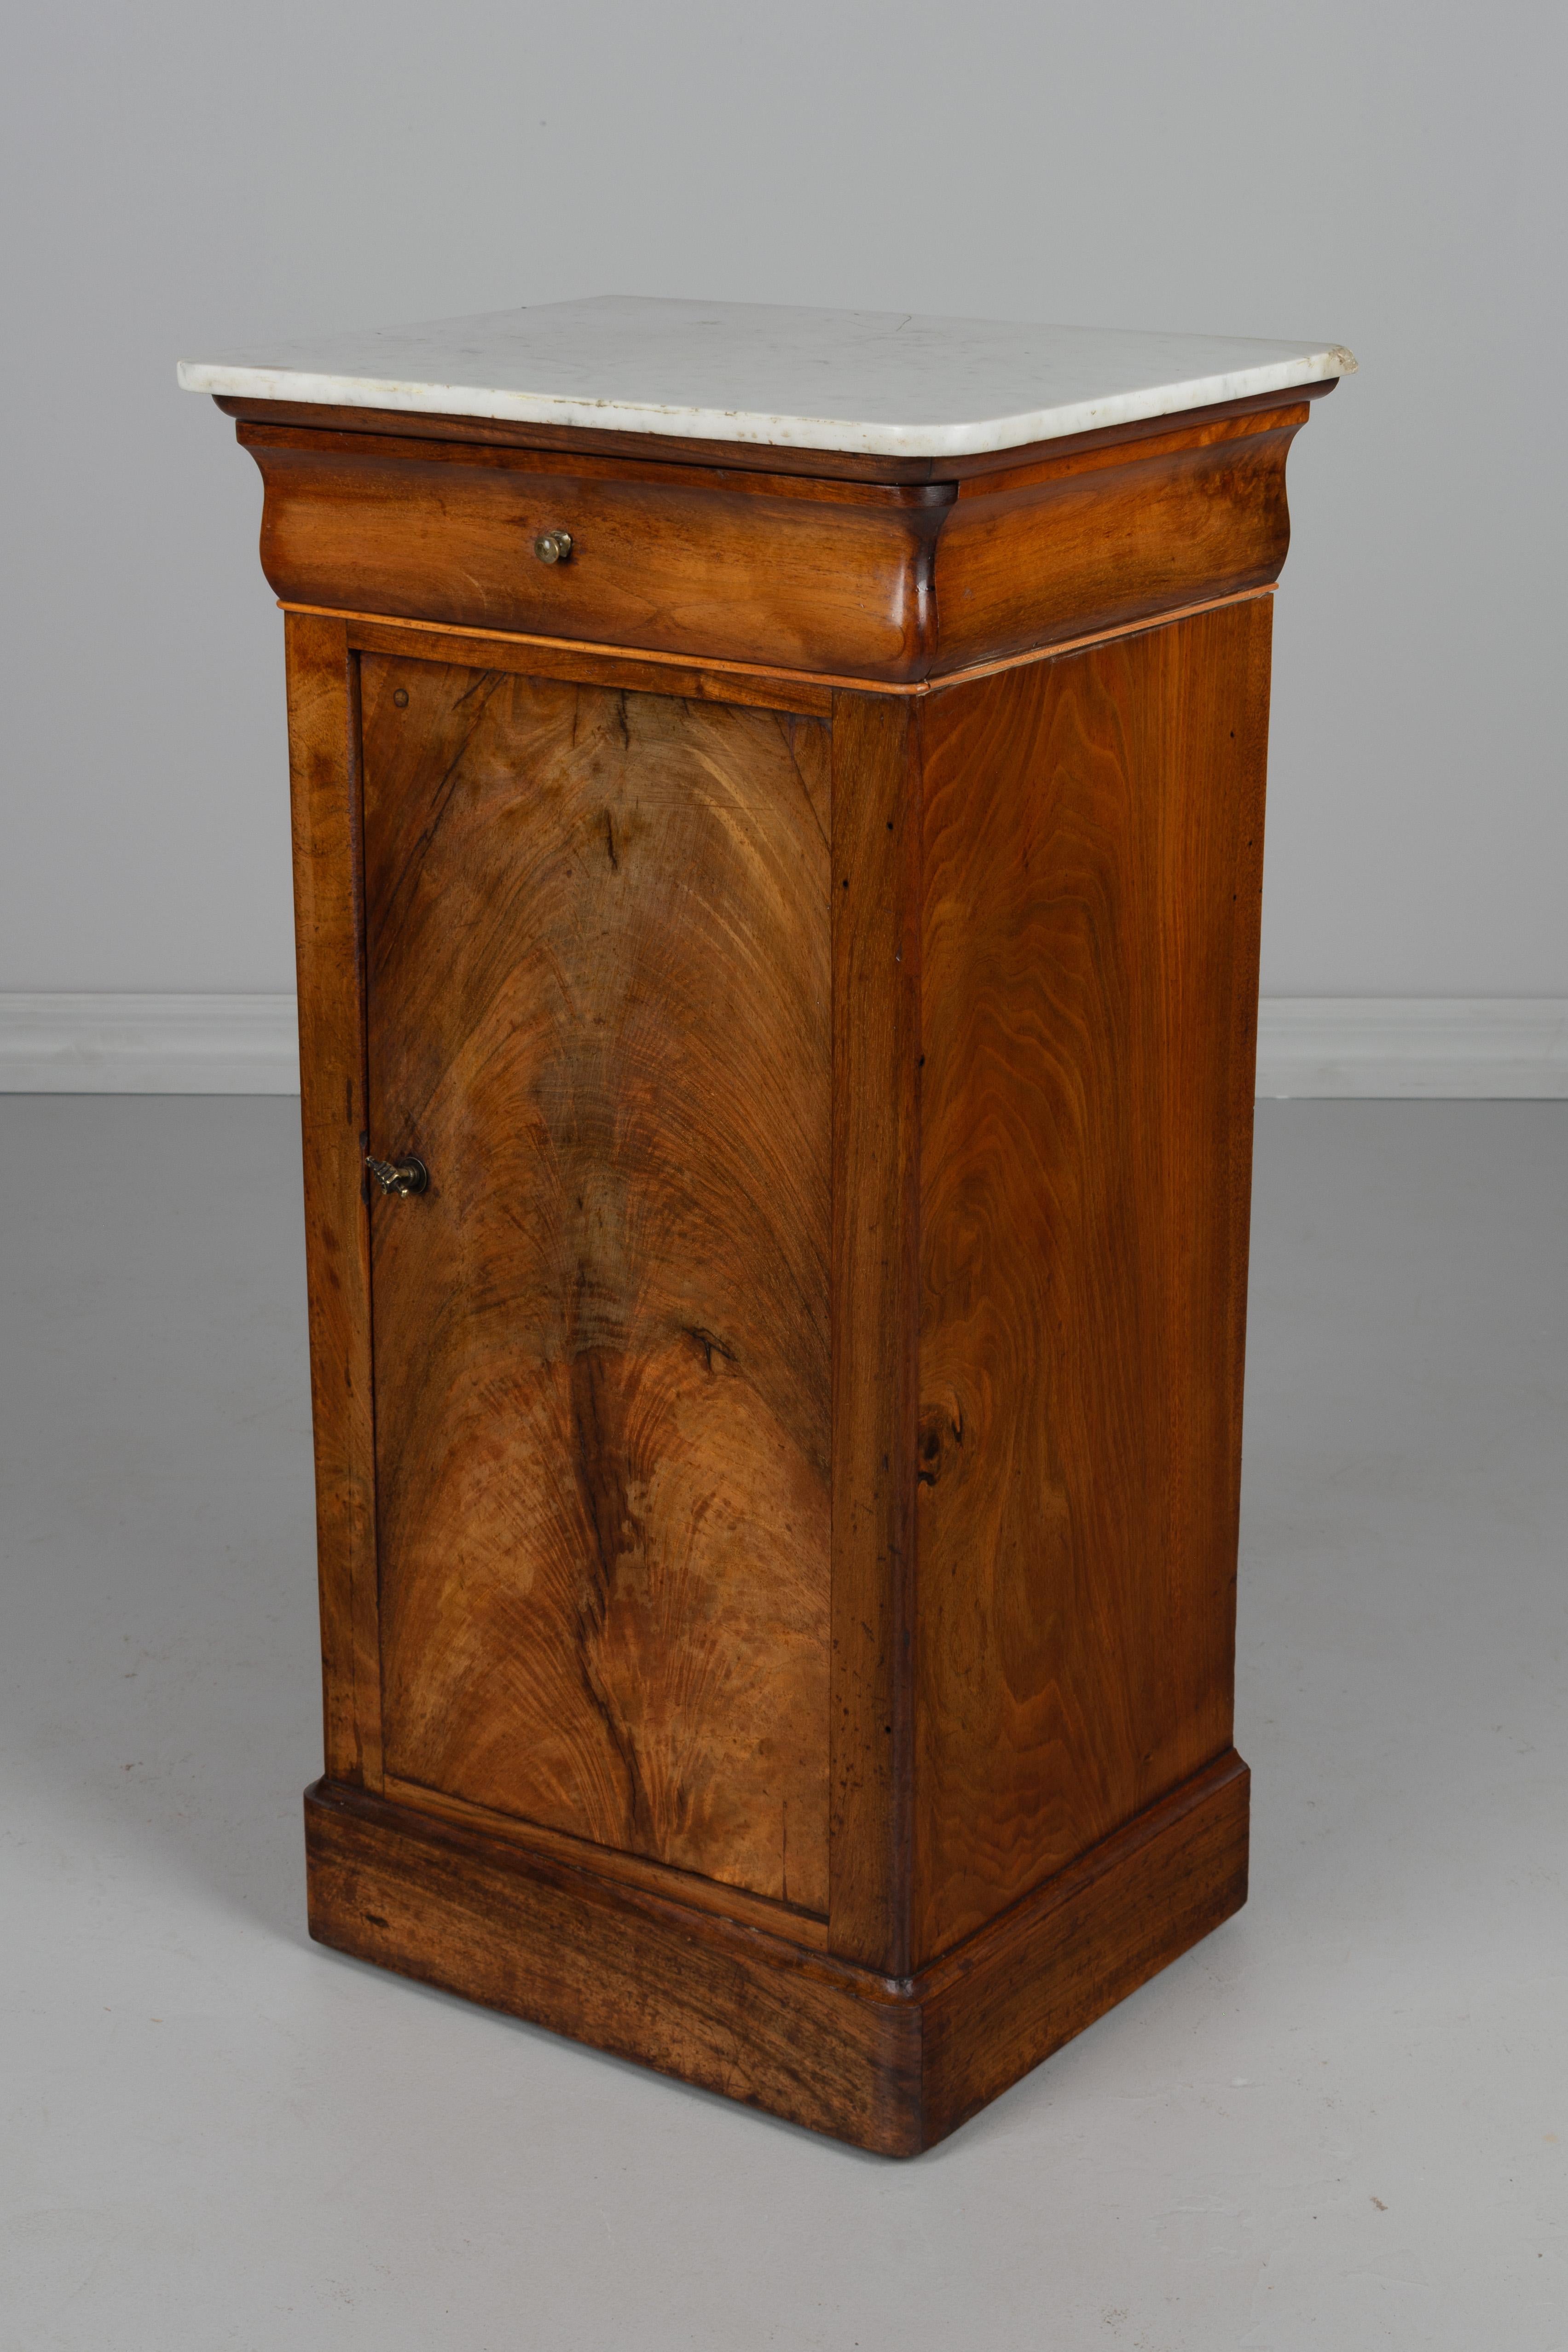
1, 1096, 1564, 2351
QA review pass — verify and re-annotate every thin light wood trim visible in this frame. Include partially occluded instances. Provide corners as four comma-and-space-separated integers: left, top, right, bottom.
276, 590, 1277, 700
381, 1773, 831, 1948
930, 590, 1276, 689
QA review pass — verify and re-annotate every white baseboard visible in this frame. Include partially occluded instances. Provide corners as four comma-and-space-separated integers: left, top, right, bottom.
1, 993, 1565, 1100
1254, 998, 1568, 1099
0, 993, 299, 1094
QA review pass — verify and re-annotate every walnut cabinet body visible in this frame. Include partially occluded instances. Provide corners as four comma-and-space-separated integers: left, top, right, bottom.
221, 377, 1332, 2154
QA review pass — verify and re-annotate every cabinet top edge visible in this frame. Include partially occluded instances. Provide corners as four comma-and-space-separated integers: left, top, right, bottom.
178, 294, 1355, 460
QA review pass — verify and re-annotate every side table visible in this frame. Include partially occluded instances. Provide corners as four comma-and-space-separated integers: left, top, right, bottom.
179, 297, 1352, 2153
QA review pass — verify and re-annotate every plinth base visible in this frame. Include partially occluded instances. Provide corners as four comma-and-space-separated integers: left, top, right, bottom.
304, 1751, 1248, 2157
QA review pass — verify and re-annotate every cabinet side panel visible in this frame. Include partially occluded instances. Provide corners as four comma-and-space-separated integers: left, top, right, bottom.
828, 694, 922, 1973
284, 612, 381, 1785
914, 599, 1271, 1962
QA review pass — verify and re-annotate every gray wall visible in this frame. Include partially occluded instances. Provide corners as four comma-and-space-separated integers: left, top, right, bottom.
4, 0, 1562, 996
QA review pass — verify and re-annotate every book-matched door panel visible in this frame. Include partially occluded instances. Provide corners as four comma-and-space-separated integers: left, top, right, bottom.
359, 659, 833, 1915
914, 599, 1271, 1962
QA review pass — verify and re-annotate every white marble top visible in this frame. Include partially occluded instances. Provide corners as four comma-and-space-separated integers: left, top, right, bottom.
178, 295, 1354, 459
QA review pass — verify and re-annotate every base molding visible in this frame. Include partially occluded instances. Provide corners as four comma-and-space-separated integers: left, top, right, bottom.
303, 1749, 1249, 2155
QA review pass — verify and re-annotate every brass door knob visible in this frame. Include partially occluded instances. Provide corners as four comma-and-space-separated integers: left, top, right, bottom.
533, 529, 573, 565
366, 1152, 428, 1198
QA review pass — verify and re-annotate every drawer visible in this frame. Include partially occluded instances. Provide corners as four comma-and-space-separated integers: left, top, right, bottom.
241, 421, 951, 684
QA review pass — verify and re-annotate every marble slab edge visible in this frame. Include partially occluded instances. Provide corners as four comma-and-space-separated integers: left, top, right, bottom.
176, 348, 1357, 458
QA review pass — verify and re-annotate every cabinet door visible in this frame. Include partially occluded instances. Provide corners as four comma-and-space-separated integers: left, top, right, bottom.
359, 657, 832, 1914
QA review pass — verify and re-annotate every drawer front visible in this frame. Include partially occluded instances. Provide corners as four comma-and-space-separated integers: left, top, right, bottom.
931, 412, 1302, 674
245, 428, 946, 683
359, 652, 833, 1914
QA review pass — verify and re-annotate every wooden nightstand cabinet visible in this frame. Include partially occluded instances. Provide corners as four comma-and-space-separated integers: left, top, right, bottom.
184, 300, 1350, 2153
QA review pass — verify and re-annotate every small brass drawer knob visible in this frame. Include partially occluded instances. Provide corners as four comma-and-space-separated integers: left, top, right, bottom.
366, 1152, 428, 1198
533, 529, 573, 566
